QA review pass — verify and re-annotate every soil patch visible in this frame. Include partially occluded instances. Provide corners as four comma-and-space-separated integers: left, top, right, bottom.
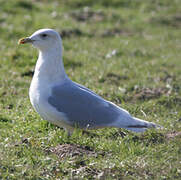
48, 144, 101, 159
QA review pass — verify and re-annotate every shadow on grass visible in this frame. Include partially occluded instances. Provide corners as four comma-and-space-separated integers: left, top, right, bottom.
60, 27, 132, 39
101, 28, 132, 37
64, 59, 83, 69
66, 0, 141, 8
69, 8, 105, 22
157, 96, 181, 108
123, 130, 181, 146
16, 1, 34, 10
150, 15, 181, 27
131, 131, 165, 145
0, 116, 11, 123
21, 70, 34, 77
99, 72, 129, 85
60, 29, 90, 38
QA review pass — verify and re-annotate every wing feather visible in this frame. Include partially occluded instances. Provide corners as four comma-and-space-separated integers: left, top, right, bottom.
48, 81, 121, 129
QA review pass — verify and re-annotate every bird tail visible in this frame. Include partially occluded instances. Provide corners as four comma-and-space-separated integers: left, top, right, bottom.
124, 117, 158, 133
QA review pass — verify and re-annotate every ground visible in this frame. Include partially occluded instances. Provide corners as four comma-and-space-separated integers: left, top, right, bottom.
0, 0, 181, 179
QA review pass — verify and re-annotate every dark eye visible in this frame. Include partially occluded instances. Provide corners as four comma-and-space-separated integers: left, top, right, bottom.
41, 34, 47, 38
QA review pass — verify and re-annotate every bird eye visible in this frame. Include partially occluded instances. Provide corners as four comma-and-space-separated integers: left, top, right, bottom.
41, 34, 47, 38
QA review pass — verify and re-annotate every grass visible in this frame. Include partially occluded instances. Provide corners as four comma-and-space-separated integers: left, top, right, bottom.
0, 0, 181, 179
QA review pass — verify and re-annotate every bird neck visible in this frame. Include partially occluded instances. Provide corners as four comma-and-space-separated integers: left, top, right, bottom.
34, 47, 68, 83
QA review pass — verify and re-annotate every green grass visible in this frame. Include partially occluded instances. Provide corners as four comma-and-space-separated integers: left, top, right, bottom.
0, 0, 181, 179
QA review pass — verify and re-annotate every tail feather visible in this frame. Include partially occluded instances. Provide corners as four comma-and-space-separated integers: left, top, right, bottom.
113, 115, 159, 133
125, 117, 158, 133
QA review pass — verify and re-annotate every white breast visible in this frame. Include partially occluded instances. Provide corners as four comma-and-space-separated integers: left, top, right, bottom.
29, 76, 68, 128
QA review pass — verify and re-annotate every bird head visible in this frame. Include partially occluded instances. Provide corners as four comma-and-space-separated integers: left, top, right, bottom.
18, 29, 62, 52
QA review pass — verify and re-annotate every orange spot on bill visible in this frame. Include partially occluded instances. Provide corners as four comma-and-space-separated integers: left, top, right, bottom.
18, 38, 26, 44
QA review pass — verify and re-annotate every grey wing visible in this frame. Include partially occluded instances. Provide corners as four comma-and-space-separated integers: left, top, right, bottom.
48, 81, 121, 129
73, 81, 102, 98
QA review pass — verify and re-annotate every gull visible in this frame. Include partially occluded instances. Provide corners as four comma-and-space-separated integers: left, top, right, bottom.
19, 29, 157, 135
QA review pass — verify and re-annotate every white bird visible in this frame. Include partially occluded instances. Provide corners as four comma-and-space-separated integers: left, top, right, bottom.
19, 29, 157, 135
